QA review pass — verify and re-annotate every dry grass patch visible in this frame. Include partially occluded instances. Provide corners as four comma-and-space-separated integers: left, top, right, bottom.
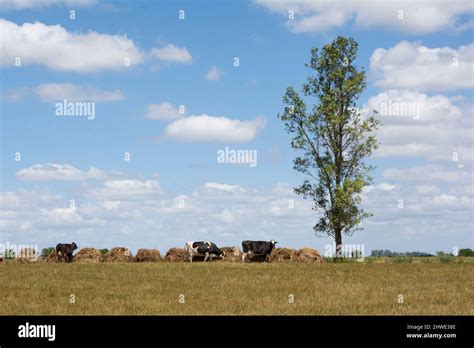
0, 262, 471, 315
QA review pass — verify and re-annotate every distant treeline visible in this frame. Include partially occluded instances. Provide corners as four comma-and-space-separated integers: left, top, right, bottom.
370, 249, 474, 257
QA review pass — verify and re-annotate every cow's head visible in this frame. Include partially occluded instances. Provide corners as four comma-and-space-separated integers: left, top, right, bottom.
72, 242, 78, 250
270, 240, 278, 246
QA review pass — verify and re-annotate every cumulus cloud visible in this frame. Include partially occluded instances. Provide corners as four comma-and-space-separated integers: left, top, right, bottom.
1, 174, 473, 254
254, 0, 474, 34
204, 182, 246, 193
6, 83, 125, 102
38, 207, 96, 229
0, 19, 143, 72
370, 41, 474, 91
4, 87, 30, 102
146, 102, 183, 120
164, 115, 267, 143
367, 90, 472, 161
16, 163, 121, 181
84, 180, 162, 200
205, 66, 223, 81
363, 183, 395, 194
383, 165, 472, 185
36, 83, 124, 102
150, 44, 192, 64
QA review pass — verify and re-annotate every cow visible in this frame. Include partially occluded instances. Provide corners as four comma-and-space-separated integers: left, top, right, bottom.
184, 241, 225, 262
56, 242, 78, 263
241, 240, 278, 262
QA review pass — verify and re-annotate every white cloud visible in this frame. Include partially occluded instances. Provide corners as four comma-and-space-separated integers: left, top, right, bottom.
367, 90, 473, 162
205, 66, 223, 81
370, 41, 474, 91
39, 207, 95, 229
150, 44, 192, 64
204, 182, 246, 193
85, 180, 162, 200
254, 0, 474, 34
216, 209, 236, 223
383, 165, 472, 184
0, 0, 96, 9
164, 115, 267, 143
35, 83, 124, 102
363, 182, 395, 194
415, 185, 441, 196
16, 163, 120, 181
0, 19, 143, 72
1, 174, 473, 254
6, 83, 124, 102
146, 102, 183, 120
4, 87, 30, 101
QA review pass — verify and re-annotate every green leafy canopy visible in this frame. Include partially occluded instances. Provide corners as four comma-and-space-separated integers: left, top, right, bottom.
279, 36, 380, 241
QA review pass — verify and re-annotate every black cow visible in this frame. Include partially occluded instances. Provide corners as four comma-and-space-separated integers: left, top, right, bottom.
241, 240, 278, 262
56, 242, 77, 263
184, 241, 225, 262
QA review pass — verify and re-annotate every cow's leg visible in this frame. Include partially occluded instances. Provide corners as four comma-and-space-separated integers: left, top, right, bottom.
204, 252, 209, 262
189, 253, 193, 263
241, 252, 247, 263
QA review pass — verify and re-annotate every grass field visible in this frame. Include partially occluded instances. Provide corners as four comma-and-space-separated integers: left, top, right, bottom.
1, 261, 472, 315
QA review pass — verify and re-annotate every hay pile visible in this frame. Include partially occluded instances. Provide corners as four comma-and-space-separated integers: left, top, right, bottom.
103, 247, 135, 262
296, 247, 324, 263
135, 249, 162, 262
269, 248, 297, 263
220, 246, 242, 262
164, 248, 187, 262
74, 248, 102, 263
46, 251, 59, 263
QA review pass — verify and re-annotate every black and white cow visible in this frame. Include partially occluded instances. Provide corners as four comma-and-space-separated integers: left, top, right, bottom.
241, 240, 278, 262
184, 241, 225, 262
56, 242, 78, 263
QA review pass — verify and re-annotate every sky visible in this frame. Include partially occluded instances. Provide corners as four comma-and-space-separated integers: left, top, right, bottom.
0, 0, 473, 255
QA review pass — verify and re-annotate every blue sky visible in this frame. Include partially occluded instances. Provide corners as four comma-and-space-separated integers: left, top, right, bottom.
0, 0, 473, 255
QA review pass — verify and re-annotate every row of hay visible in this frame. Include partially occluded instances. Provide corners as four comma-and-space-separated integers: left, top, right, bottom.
40, 246, 323, 263
268, 247, 324, 263
46, 247, 154, 263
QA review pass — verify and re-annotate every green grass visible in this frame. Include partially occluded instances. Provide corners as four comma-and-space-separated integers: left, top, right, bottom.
1, 261, 472, 315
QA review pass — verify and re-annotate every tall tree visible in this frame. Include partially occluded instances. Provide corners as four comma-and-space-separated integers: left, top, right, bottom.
279, 36, 379, 258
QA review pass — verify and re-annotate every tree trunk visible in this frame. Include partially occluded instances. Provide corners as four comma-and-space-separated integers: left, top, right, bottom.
335, 229, 343, 259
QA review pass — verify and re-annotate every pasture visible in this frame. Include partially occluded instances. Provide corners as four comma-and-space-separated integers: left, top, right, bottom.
1, 260, 472, 315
